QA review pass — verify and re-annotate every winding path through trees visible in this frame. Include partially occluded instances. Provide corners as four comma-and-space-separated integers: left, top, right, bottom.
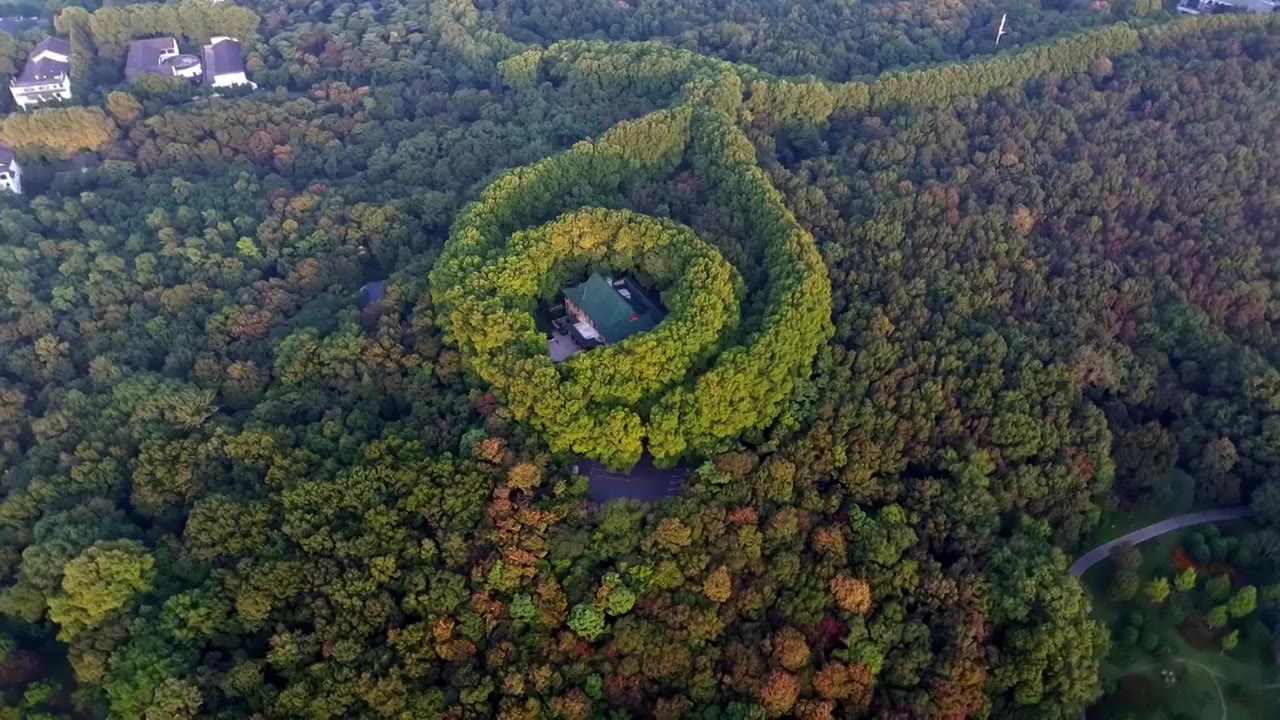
1074, 507, 1257, 719
1069, 506, 1254, 577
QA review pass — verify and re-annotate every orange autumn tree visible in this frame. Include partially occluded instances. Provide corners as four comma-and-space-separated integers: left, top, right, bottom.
831, 575, 872, 614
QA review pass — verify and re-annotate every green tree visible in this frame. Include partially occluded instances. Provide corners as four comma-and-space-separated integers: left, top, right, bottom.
1206, 606, 1230, 630
1220, 629, 1239, 653
1110, 570, 1140, 604
1174, 567, 1197, 593
1228, 586, 1257, 619
1206, 574, 1232, 603
1145, 578, 1170, 605
567, 604, 606, 641
46, 540, 155, 640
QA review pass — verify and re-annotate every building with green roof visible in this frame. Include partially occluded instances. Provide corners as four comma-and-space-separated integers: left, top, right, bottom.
562, 273, 664, 347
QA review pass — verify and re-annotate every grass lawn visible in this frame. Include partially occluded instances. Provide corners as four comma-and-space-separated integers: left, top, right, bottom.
1083, 518, 1279, 719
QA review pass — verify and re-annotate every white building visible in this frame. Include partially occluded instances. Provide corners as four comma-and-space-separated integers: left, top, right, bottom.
166, 54, 204, 80
202, 36, 256, 89
9, 37, 71, 111
0, 143, 23, 195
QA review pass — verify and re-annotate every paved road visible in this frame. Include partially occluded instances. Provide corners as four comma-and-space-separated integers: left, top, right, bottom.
1069, 506, 1253, 577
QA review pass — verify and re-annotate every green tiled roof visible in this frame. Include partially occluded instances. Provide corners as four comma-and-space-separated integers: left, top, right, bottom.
564, 273, 660, 344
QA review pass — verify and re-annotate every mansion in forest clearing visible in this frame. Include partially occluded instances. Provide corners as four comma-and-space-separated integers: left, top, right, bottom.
562, 273, 664, 348
9, 37, 71, 110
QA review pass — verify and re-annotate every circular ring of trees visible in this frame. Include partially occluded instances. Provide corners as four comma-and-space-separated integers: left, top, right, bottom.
431, 98, 832, 468
447, 208, 742, 463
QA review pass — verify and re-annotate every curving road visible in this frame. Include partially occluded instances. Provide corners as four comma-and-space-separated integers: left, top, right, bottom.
1069, 506, 1254, 577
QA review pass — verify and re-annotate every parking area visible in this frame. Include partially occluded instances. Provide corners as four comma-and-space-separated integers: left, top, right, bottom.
548, 330, 581, 362
579, 452, 686, 502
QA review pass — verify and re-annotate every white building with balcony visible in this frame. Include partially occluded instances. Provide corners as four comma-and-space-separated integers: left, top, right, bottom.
0, 143, 23, 195
9, 37, 71, 110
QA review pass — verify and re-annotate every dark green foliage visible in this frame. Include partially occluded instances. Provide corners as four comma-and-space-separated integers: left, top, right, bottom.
477, 0, 1122, 81
74, 0, 261, 56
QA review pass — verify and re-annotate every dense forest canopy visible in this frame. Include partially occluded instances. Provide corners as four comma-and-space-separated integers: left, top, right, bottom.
475, 0, 1126, 80
0, 0, 1278, 718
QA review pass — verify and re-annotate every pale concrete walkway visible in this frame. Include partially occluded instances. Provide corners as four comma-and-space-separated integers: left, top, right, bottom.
1069, 506, 1253, 577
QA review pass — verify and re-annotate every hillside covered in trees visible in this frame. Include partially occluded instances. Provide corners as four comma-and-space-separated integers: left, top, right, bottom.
1, 0, 1280, 718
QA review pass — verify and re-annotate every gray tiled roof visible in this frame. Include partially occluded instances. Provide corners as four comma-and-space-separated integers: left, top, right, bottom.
14, 36, 69, 86
202, 38, 245, 77
31, 36, 68, 57
125, 37, 178, 81
0, 143, 15, 168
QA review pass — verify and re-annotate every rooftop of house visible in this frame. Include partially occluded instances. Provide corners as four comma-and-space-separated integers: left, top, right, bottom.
125, 37, 179, 81
54, 152, 98, 177
563, 273, 663, 344
202, 36, 245, 76
0, 143, 15, 168
14, 36, 69, 85
31, 36, 68, 58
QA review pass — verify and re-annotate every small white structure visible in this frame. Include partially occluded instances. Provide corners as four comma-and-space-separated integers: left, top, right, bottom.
9, 37, 71, 110
166, 54, 204, 80
202, 36, 256, 89
0, 143, 23, 195
1177, 0, 1277, 13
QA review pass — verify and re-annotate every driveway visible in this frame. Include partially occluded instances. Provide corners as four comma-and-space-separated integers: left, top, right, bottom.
1069, 506, 1254, 577
548, 331, 580, 362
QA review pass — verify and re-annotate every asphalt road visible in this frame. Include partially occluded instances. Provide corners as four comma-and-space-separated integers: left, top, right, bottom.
1069, 506, 1254, 577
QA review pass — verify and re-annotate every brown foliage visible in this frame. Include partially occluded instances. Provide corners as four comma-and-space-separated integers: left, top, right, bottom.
653, 696, 691, 720
771, 626, 811, 671
812, 526, 846, 556
474, 437, 507, 465
830, 575, 872, 614
655, 517, 694, 550
727, 505, 758, 526
814, 662, 875, 705
715, 450, 759, 480
507, 462, 542, 491
758, 669, 800, 717
550, 688, 592, 720
703, 565, 732, 603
